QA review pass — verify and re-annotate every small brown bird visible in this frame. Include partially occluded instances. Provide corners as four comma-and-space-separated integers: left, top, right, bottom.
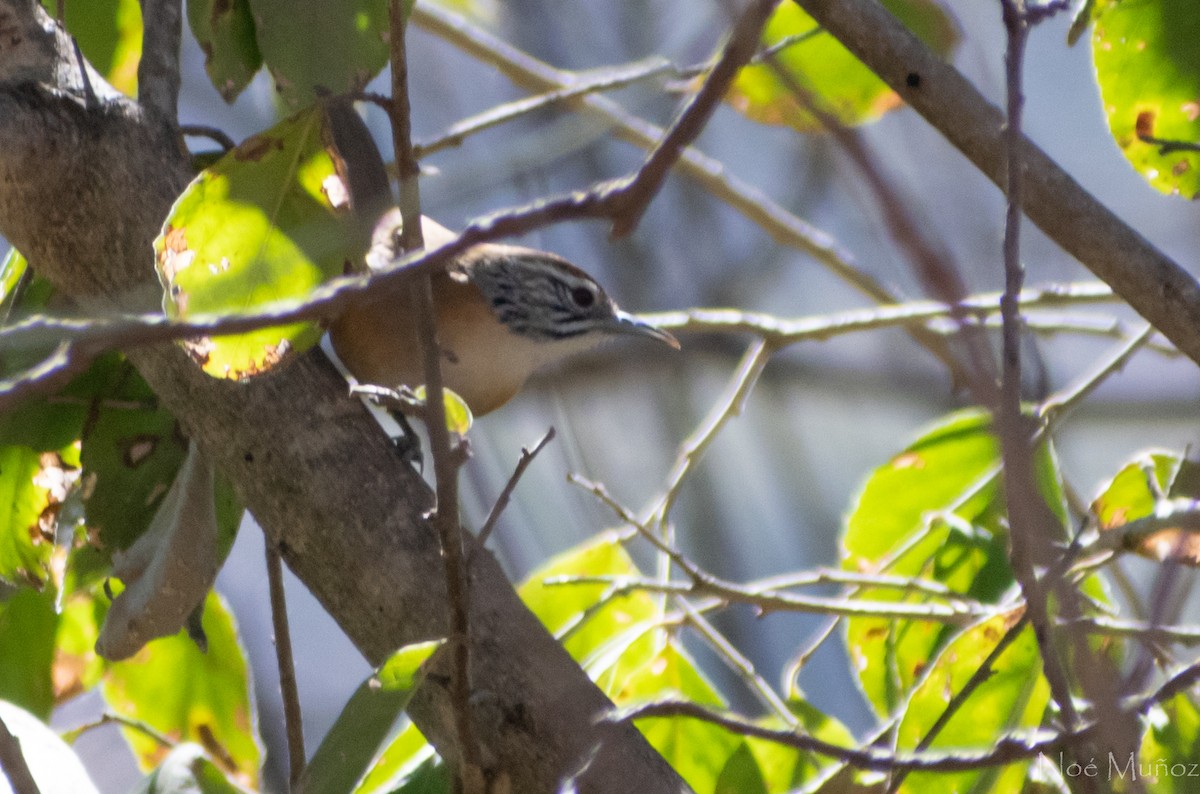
330, 216, 679, 416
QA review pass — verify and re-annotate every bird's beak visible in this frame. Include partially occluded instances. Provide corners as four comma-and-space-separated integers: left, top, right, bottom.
613, 310, 681, 350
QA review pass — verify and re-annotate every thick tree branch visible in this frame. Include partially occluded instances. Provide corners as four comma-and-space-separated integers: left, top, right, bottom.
0, 2, 683, 791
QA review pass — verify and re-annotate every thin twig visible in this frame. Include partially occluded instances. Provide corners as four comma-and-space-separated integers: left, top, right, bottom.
544, 574, 990, 624
789, 0, 1200, 366
61, 712, 177, 748
645, 340, 772, 530
181, 124, 236, 153
409, 3, 964, 374
995, 0, 1082, 740
0, 280, 1131, 414
0, 714, 40, 794
266, 541, 305, 787
759, 40, 994, 396
679, 603, 796, 725
414, 57, 679, 159
608, 0, 777, 237
474, 428, 555, 551
388, 4, 480, 790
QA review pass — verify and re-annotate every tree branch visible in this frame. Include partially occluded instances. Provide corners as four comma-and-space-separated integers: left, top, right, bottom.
792, 0, 1200, 366
0, 1, 684, 790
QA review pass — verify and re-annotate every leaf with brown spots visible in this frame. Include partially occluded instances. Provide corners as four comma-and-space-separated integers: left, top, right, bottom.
154, 103, 369, 380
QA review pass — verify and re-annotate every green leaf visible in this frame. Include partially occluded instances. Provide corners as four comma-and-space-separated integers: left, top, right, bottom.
1140, 691, 1200, 792
727, 0, 959, 130
517, 531, 661, 692
841, 409, 1012, 715
135, 743, 254, 794
78, 357, 189, 554
41, 0, 142, 94
299, 639, 444, 794
103, 592, 261, 788
896, 613, 1049, 793
187, 0, 263, 103
0, 588, 58, 718
354, 721, 446, 794
0, 444, 71, 587
1092, 0, 1200, 198
715, 742, 767, 794
0, 249, 89, 452
0, 699, 100, 793
1091, 450, 1200, 563
411, 386, 474, 435
750, 698, 861, 791
620, 642, 740, 793
155, 104, 362, 380
247, 0, 392, 109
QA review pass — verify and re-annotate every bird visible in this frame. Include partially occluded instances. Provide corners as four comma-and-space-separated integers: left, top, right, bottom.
329, 214, 679, 416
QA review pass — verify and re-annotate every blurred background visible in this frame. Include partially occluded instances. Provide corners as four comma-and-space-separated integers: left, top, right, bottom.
33, 0, 1200, 790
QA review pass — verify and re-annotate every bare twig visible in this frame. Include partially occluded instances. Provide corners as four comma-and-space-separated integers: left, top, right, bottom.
679, 603, 796, 725
388, 3, 481, 790
474, 428, 556, 551
994, 0, 1083, 744
609, 698, 1056, 773
265, 541, 305, 787
545, 574, 990, 625
137, 0, 182, 123
790, 0, 1200, 366
0, 714, 40, 794
608, 0, 777, 237
0, 279, 1132, 414
409, 3, 963, 373
61, 712, 177, 749
649, 340, 771, 520
414, 57, 679, 160
181, 124, 236, 153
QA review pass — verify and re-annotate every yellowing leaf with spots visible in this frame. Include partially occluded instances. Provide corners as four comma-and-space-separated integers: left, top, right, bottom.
102, 592, 261, 788
155, 103, 363, 380
1092, 0, 1200, 198
841, 410, 1011, 715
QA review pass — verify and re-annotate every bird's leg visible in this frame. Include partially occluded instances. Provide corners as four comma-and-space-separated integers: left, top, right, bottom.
349, 383, 426, 470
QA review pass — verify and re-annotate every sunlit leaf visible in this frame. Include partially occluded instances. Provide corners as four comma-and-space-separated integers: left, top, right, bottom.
0, 588, 57, 718
187, 0, 263, 103
299, 639, 443, 794
1092, 451, 1200, 564
247, 0, 393, 109
841, 409, 1012, 715
0, 444, 72, 588
619, 642, 740, 793
896, 611, 1049, 793
1141, 691, 1200, 792
155, 104, 362, 380
103, 592, 261, 789
354, 721, 446, 794
411, 386, 474, 435
77, 358, 188, 555
727, 0, 959, 130
1092, 0, 1200, 198
519, 531, 658, 655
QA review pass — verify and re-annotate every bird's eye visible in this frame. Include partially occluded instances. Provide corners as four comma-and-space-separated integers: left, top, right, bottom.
570, 286, 595, 308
